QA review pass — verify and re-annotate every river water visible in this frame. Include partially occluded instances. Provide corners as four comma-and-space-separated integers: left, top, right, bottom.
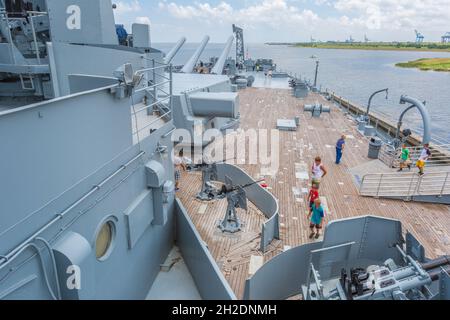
154, 43, 450, 142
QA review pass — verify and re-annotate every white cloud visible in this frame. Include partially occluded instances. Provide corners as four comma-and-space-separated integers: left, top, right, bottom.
135, 16, 151, 25
159, 0, 319, 28
118, 0, 450, 42
334, 0, 450, 31
115, 0, 142, 14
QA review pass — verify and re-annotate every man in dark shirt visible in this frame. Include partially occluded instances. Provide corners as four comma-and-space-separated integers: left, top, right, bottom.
336, 135, 346, 165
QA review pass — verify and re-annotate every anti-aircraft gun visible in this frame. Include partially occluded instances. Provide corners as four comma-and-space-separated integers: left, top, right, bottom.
191, 158, 235, 201
217, 176, 264, 233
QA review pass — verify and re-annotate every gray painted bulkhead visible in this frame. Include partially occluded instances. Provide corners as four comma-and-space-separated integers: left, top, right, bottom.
0, 0, 254, 300
48, 42, 164, 97
175, 199, 236, 300
46, 0, 118, 46
0, 84, 177, 299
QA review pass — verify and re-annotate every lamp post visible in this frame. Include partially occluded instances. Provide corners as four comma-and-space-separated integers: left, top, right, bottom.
313, 60, 319, 89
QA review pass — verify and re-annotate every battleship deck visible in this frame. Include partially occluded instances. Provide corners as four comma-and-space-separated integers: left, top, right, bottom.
177, 87, 450, 299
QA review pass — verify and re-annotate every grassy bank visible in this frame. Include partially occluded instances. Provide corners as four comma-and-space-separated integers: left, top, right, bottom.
295, 42, 450, 52
395, 58, 450, 72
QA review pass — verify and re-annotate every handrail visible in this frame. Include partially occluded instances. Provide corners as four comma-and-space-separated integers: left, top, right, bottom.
0, 10, 48, 64
134, 80, 171, 94
135, 65, 167, 73
360, 170, 450, 199
0, 151, 145, 268
379, 143, 450, 169
131, 60, 173, 143
133, 96, 171, 114
133, 110, 172, 135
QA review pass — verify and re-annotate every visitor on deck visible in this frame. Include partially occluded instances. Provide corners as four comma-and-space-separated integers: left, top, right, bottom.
398, 144, 412, 172
417, 144, 431, 176
307, 184, 320, 216
312, 156, 327, 188
308, 198, 325, 240
174, 150, 187, 191
335, 135, 346, 165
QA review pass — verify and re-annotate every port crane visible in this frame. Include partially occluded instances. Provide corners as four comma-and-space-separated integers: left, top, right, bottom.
233, 24, 245, 70
442, 32, 450, 43
415, 30, 424, 43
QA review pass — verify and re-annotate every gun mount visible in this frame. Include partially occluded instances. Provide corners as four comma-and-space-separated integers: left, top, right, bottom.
217, 177, 264, 233
334, 247, 450, 300
193, 158, 236, 201
191, 162, 219, 201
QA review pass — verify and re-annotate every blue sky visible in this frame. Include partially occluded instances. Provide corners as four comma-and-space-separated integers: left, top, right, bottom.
113, 0, 450, 43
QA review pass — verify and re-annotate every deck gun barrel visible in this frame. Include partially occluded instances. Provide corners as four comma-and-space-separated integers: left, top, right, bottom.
194, 157, 236, 168
211, 36, 234, 75
219, 179, 265, 195
164, 37, 186, 64
181, 35, 210, 73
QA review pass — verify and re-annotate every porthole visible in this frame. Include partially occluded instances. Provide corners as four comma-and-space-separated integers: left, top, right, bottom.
95, 219, 116, 261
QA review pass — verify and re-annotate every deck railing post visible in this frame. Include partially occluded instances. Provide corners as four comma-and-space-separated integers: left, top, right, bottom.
376, 174, 384, 198
406, 174, 417, 201
28, 12, 41, 64
360, 176, 366, 193
305, 261, 313, 300
169, 64, 173, 111
440, 172, 449, 198
152, 59, 157, 114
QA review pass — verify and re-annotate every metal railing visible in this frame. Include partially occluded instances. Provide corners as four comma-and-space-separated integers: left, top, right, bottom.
360, 171, 450, 199
131, 60, 173, 141
378, 144, 399, 168
0, 10, 48, 90
379, 144, 450, 169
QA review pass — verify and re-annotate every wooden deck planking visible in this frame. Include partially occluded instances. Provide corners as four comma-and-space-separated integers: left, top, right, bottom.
177, 87, 450, 299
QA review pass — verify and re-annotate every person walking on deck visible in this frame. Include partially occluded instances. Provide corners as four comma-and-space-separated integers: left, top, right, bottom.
308, 198, 325, 240
307, 184, 320, 216
417, 144, 431, 176
174, 150, 187, 191
398, 144, 412, 172
312, 156, 327, 188
335, 135, 346, 165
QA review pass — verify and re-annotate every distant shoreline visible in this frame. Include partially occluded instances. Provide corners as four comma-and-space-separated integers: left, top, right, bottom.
395, 58, 450, 72
266, 42, 450, 53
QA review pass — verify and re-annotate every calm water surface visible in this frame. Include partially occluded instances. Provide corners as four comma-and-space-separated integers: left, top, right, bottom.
154, 43, 450, 141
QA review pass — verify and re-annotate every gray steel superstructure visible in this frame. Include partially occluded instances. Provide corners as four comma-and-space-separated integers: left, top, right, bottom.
1, 0, 449, 301
0, 0, 241, 300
